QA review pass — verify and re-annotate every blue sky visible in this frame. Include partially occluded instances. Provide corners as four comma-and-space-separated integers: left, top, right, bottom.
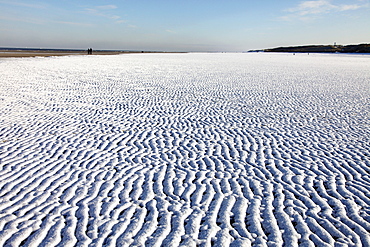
0, 0, 369, 51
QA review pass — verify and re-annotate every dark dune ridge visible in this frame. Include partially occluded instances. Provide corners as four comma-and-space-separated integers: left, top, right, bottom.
250, 43, 370, 53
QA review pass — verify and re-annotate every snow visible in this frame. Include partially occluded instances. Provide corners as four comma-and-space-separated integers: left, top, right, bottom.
0, 53, 369, 246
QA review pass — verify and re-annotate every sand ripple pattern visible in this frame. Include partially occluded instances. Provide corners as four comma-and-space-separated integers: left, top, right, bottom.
0, 53, 369, 246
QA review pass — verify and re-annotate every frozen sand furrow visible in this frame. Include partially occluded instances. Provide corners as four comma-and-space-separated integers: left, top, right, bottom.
0, 53, 369, 246
0, 162, 69, 215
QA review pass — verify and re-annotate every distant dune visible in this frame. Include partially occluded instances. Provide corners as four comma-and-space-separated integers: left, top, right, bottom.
250, 43, 370, 53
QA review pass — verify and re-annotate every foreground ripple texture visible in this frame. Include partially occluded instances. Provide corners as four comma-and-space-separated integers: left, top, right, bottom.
0, 53, 369, 247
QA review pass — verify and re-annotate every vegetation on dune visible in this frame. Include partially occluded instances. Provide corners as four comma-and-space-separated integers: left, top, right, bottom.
251, 43, 370, 53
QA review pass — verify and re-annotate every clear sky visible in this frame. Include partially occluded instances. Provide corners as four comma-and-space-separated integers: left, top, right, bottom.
0, 0, 369, 51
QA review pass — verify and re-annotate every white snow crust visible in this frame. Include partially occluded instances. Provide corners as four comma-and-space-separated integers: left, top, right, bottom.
0, 53, 369, 246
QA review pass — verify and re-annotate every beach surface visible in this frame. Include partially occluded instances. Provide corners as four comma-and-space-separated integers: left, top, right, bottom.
0, 53, 369, 246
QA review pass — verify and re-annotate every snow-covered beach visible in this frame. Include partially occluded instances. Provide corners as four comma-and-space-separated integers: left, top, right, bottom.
0, 53, 369, 246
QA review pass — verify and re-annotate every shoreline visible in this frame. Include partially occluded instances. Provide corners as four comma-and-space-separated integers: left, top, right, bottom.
0, 49, 177, 58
